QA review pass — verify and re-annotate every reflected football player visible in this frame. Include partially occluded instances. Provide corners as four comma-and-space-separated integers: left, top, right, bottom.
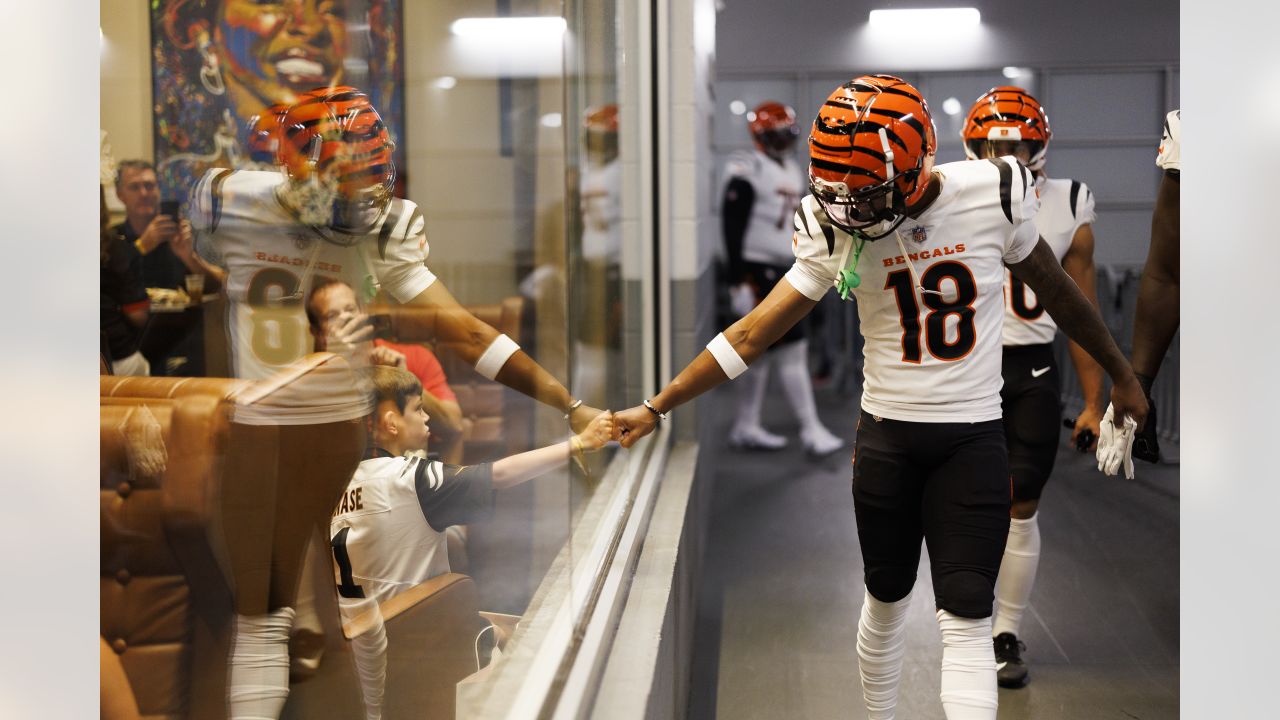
614, 75, 1147, 720
191, 86, 600, 719
960, 86, 1107, 688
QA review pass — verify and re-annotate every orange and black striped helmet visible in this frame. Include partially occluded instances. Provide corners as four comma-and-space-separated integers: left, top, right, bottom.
748, 101, 800, 155
808, 75, 937, 239
584, 104, 620, 134
277, 86, 395, 209
245, 103, 289, 166
961, 86, 1051, 170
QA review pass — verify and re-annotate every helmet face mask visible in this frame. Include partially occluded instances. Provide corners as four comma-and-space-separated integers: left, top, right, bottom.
277, 86, 395, 236
807, 75, 937, 240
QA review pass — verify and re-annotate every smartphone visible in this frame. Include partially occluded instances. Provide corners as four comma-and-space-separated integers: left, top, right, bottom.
368, 313, 393, 339
160, 199, 181, 220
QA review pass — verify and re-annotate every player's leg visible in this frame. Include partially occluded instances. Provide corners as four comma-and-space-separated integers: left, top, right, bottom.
348, 601, 389, 720
993, 345, 1062, 687
728, 350, 787, 450
922, 419, 1009, 720
852, 412, 927, 719
773, 338, 843, 455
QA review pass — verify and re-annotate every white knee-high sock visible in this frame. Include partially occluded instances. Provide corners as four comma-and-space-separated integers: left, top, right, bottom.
228, 607, 295, 720
732, 352, 772, 431
350, 612, 389, 720
774, 340, 828, 435
992, 513, 1040, 637
937, 610, 998, 720
857, 590, 913, 720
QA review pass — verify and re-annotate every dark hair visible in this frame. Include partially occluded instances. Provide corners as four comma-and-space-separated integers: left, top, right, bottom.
370, 365, 422, 415
304, 276, 351, 333
114, 159, 156, 188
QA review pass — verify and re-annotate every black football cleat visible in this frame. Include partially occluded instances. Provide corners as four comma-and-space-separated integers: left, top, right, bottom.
994, 632, 1029, 688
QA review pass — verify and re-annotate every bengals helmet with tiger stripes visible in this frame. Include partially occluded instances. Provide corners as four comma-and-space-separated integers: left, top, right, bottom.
807, 75, 937, 239
277, 86, 395, 233
961, 86, 1051, 171
748, 101, 800, 157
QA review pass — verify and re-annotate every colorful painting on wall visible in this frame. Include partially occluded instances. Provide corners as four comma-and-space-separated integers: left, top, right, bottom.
150, 0, 405, 202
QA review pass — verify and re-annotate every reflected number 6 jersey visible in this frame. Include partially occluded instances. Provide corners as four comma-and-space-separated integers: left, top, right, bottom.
785, 156, 1040, 422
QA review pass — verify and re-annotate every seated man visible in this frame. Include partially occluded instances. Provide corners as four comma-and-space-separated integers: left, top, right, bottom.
307, 277, 465, 462
332, 366, 612, 720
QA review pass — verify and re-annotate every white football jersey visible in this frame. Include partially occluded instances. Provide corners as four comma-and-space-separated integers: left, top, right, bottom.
191, 169, 437, 423
330, 454, 494, 629
1157, 110, 1181, 173
723, 149, 806, 266
786, 156, 1040, 422
1002, 176, 1096, 346
581, 158, 622, 261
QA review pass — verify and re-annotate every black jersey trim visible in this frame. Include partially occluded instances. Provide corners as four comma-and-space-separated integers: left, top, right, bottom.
812, 204, 837, 256
209, 168, 234, 234
1069, 180, 1082, 218
987, 158, 1014, 224
377, 204, 404, 260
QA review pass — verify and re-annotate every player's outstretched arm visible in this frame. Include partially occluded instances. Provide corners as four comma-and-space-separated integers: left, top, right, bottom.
1131, 171, 1180, 382
1009, 238, 1148, 429
491, 411, 615, 489
1060, 222, 1108, 447
614, 278, 818, 447
407, 280, 602, 433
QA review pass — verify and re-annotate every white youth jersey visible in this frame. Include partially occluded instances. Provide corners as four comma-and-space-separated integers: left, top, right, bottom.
581, 158, 622, 261
1157, 110, 1181, 173
330, 454, 493, 628
786, 156, 1040, 422
191, 169, 437, 423
1002, 176, 1096, 346
723, 149, 805, 266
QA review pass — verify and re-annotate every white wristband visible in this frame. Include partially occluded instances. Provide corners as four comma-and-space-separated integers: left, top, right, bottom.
475, 333, 520, 380
707, 332, 748, 380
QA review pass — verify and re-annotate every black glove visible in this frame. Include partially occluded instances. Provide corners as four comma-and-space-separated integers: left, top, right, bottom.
1131, 373, 1161, 464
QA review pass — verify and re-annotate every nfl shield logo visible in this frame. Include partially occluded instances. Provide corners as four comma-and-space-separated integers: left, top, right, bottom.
909, 226, 928, 244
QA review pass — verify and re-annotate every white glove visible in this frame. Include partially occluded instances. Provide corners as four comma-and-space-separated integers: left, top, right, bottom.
1095, 403, 1137, 479
729, 283, 756, 317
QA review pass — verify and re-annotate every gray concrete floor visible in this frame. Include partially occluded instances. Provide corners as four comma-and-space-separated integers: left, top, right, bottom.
689, 380, 1179, 720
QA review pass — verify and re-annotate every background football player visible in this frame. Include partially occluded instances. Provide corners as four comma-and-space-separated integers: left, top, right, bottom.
191, 86, 602, 719
959, 86, 1108, 688
720, 100, 841, 454
613, 75, 1147, 720
1129, 109, 1180, 463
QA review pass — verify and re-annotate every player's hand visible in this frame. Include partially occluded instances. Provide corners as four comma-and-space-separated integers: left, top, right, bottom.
369, 344, 406, 369
729, 282, 756, 317
139, 214, 179, 253
576, 410, 615, 452
1096, 403, 1137, 479
1071, 405, 1103, 453
613, 405, 658, 449
1109, 374, 1149, 432
568, 402, 605, 435
326, 311, 376, 349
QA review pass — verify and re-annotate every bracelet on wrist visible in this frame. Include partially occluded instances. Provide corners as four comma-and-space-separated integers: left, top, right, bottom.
134, 238, 148, 256
643, 399, 667, 422
564, 398, 583, 420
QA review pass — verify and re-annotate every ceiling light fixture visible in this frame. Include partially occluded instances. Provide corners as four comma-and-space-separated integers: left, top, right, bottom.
450, 17, 567, 39
868, 8, 980, 32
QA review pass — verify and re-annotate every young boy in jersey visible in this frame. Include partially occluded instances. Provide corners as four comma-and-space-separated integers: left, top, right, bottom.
720, 100, 842, 455
960, 87, 1107, 687
332, 366, 614, 720
613, 75, 1147, 720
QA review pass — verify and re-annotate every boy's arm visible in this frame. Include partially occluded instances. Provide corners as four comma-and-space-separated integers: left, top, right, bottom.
491, 411, 614, 489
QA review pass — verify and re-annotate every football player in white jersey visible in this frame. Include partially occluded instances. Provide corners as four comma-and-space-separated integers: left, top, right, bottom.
721, 101, 842, 454
613, 75, 1147, 720
191, 87, 602, 719
960, 86, 1107, 687
1130, 109, 1180, 464
331, 366, 614, 720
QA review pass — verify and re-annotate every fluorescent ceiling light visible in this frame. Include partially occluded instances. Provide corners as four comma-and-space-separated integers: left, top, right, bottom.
540, 112, 563, 128
868, 8, 980, 31
433, 76, 457, 90
1002, 66, 1031, 79
729, 100, 746, 115
450, 17, 567, 39
942, 97, 962, 116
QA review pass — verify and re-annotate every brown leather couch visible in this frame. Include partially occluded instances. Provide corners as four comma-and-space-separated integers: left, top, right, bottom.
101, 362, 491, 720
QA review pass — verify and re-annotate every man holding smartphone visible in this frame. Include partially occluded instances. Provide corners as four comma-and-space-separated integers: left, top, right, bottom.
114, 160, 224, 292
